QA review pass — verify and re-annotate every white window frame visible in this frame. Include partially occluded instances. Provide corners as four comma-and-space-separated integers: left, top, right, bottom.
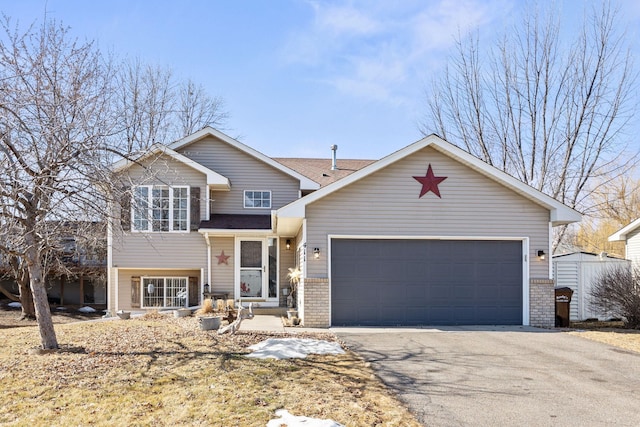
132, 185, 190, 232
243, 190, 272, 209
141, 277, 188, 308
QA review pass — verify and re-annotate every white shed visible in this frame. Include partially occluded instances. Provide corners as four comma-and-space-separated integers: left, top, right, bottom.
552, 252, 629, 321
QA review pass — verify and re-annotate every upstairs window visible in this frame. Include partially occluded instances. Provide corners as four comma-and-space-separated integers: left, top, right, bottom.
133, 186, 189, 232
244, 190, 271, 208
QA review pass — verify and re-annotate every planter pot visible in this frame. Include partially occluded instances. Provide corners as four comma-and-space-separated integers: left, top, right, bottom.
116, 310, 130, 320
287, 310, 298, 320
199, 316, 222, 331
174, 308, 192, 318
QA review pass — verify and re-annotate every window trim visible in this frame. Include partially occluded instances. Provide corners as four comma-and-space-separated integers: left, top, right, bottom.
141, 276, 189, 309
131, 185, 190, 233
243, 190, 272, 209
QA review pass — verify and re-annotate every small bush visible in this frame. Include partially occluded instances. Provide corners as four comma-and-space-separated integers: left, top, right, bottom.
195, 298, 214, 316
590, 264, 640, 329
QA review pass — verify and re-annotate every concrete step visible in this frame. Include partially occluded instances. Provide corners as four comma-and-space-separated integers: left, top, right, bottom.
252, 307, 288, 316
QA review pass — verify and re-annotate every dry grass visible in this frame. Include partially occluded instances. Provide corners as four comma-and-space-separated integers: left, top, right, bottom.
195, 298, 215, 316
568, 321, 640, 354
0, 309, 421, 427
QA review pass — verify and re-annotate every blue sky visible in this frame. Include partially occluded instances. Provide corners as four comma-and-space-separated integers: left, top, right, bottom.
2, 0, 640, 159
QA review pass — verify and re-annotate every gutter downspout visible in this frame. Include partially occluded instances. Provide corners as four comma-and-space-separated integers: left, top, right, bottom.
107, 203, 114, 316
205, 232, 212, 297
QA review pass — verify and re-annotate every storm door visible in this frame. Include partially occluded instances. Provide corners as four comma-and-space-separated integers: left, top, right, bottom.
237, 238, 278, 301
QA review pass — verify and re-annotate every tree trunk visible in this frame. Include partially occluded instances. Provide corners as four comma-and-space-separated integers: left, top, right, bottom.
18, 277, 36, 320
27, 262, 58, 349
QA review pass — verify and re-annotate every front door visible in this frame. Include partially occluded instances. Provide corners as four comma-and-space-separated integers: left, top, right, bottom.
237, 238, 278, 302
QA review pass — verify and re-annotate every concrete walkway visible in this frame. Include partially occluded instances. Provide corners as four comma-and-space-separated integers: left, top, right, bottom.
242, 314, 329, 334
243, 314, 287, 332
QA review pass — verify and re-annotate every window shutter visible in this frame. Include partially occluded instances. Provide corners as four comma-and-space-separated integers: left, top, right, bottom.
121, 188, 131, 230
190, 187, 200, 231
131, 276, 140, 308
188, 277, 199, 306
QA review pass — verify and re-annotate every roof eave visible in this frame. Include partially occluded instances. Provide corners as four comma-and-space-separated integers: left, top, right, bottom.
111, 143, 231, 189
609, 218, 640, 242
276, 134, 582, 226
168, 127, 320, 191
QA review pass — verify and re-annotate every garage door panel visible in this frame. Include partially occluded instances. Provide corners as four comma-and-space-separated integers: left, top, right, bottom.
405, 283, 427, 298
331, 239, 523, 326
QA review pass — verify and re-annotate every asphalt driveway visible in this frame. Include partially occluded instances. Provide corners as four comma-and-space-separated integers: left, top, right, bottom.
335, 326, 640, 426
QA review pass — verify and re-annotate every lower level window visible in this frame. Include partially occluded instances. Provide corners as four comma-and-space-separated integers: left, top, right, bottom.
142, 277, 188, 308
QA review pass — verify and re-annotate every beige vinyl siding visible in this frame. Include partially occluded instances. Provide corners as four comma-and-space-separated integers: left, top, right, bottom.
279, 237, 296, 306
178, 136, 300, 213
113, 152, 208, 269
305, 146, 550, 278
211, 237, 234, 298
626, 228, 640, 265
116, 268, 201, 311
112, 232, 207, 268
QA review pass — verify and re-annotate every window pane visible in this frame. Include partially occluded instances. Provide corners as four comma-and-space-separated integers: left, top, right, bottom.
241, 241, 262, 267
172, 187, 188, 231
133, 187, 149, 231
152, 187, 170, 231
165, 278, 187, 307
244, 191, 271, 208
142, 278, 164, 307
240, 270, 262, 297
268, 238, 277, 298
244, 191, 254, 207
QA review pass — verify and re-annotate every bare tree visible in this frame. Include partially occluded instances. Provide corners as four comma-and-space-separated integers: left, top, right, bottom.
115, 59, 175, 154
0, 18, 119, 349
422, 2, 638, 249
115, 61, 228, 155
1, 254, 35, 319
569, 172, 640, 254
177, 79, 228, 137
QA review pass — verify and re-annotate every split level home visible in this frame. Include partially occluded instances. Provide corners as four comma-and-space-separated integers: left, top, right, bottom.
107, 127, 581, 328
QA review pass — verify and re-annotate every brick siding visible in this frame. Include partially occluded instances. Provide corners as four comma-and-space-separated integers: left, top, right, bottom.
300, 277, 330, 327
530, 278, 555, 328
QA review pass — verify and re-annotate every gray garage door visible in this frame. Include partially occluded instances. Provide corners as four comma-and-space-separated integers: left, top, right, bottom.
331, 239, 523, 326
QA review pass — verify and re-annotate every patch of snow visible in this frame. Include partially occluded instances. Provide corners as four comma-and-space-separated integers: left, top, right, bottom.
8, 302, 22, 308
78, 306, 97, 313
267, 409, 344, 427
246, 338, 345, 360
56, 306, 67, 311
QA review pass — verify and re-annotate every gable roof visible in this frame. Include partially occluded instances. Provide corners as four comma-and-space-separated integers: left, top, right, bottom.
277, 134, 581, 228
112, 143, 230, 189
608, 218, 640, 242
273, 158, 375, 187
168, 127, 320, 191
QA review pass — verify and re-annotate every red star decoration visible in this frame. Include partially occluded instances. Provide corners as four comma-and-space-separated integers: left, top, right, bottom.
216, 250, 230, 265
413, 164, 447, 198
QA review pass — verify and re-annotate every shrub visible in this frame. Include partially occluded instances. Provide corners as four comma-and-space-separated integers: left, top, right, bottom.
590, 264, 640, 329
195, 298, 215, 316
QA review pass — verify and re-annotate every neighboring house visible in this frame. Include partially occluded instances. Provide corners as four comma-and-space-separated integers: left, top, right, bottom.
0, 224, 107, 306
609, 219, 640, 265
108, 127, 581, 328
553, 251, 628, 321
